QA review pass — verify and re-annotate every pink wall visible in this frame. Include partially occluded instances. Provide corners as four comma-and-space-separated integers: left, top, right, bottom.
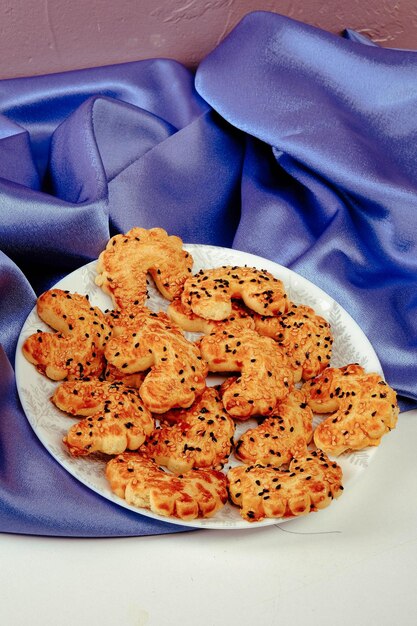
1, 0, 416, 79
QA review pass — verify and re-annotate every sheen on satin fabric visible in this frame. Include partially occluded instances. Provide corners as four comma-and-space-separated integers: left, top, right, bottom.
196, 12, 417, 411
1, 12, 416, 537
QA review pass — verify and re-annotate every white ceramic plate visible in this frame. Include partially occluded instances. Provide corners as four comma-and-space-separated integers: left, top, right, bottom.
15, 244, 382, 530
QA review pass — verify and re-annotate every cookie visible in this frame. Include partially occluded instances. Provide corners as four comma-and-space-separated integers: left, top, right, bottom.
167, 298, 255, 334
102, 362, 146, 389
106, 453, 228, 520
180, 265, 287, 321
22, 289, 111, 380
140, 386, 235, 473
199, 325, 294, 419
105, 307, 208, 413
253, 302, 333, 381
95, 227, 193, 309
302, 364, 399, 455
234, 389, 313, 466
228, 450, 343, 522
55, 379, 154, 457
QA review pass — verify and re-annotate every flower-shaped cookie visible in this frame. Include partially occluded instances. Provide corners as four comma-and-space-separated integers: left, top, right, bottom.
180, 265, 287, 321
199, 325, 293, 419
253, 302, 333, 381
234, 389, 313, 466
302, 364, 399, 455
106, 453, 228, 520
95, 227, 193, 309
228, 450, 343, 522
105, 307, 208, 413
53, 379, 154, 457
140, 386, 235, 473
22, 289, 112, 380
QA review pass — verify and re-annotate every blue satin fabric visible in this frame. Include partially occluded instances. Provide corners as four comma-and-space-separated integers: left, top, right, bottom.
196, 12, 417, 411
1, 12, 416, 537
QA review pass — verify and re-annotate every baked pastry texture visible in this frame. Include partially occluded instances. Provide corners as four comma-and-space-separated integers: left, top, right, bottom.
22, 289, 111, 380
95, 227, 193, 309
253, 302, 333, 381
302, 363, 399, 455
228, 449, 343, 522
105, 307, 208, 413
102, 362, 146, 389
180, 265, 288, 321
199, 324, 294, 419
106, 453, 228, 520
54, 379, 154, 457
234, 389, 313, 466
140, 386, 235, 473
167, 298, 255, 334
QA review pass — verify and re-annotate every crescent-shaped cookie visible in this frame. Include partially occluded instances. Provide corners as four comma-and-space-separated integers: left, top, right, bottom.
105, 307, 208, 413
140, 386, 235, 473
22, 289, 111, 380
95, 227, 193, 308
228, 450, 343, 522
54, 379, 154, 457
302, 364, 399, 455
234, 389, 313, 466
106, 453, 228, 520
253, 302, 333, 381
199, 325, 294, 419
180, 265, 288, 321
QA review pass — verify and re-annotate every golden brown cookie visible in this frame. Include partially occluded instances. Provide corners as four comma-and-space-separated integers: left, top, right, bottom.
105, 307, 208, 413
95, 227, 193, 309
199, 325, 294, 419
102, 362, 146, 389
302, 364, 399, 455
22, 289, 112, 380
106, 453, 228, 520
180, 265, 288, 321
234, 389, 313, 466
140, 387, 235, 473
228, 450, 343, 522
55, 379, 154, 457
167, 298, 255, 334
253, 302, 333, 381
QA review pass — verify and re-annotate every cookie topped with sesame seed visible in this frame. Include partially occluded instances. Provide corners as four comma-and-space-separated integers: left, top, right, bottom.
104, 306, 208, 413
253, 302, 333, 381
53, 379, 154, 457
234, 389, 313, 466
199, 324, 294, 419
302, 363, 399, 455
228, 449, 343, 522
102, 362, 146, 389
95, 227, 193, 309
180, 265, 288, 321
106, 453, 228, 521
140, 386, 235, 473
167, 297, 255, 334
22, 289, 112, 381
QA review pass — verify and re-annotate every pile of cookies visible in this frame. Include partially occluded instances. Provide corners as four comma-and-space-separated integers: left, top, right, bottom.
22, 227, 399, 524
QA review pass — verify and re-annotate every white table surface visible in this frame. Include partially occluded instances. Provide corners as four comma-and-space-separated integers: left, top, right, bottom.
1, 408, 416, 626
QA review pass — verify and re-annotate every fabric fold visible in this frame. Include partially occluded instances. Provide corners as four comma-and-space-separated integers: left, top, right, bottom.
195, 11, 417, 407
